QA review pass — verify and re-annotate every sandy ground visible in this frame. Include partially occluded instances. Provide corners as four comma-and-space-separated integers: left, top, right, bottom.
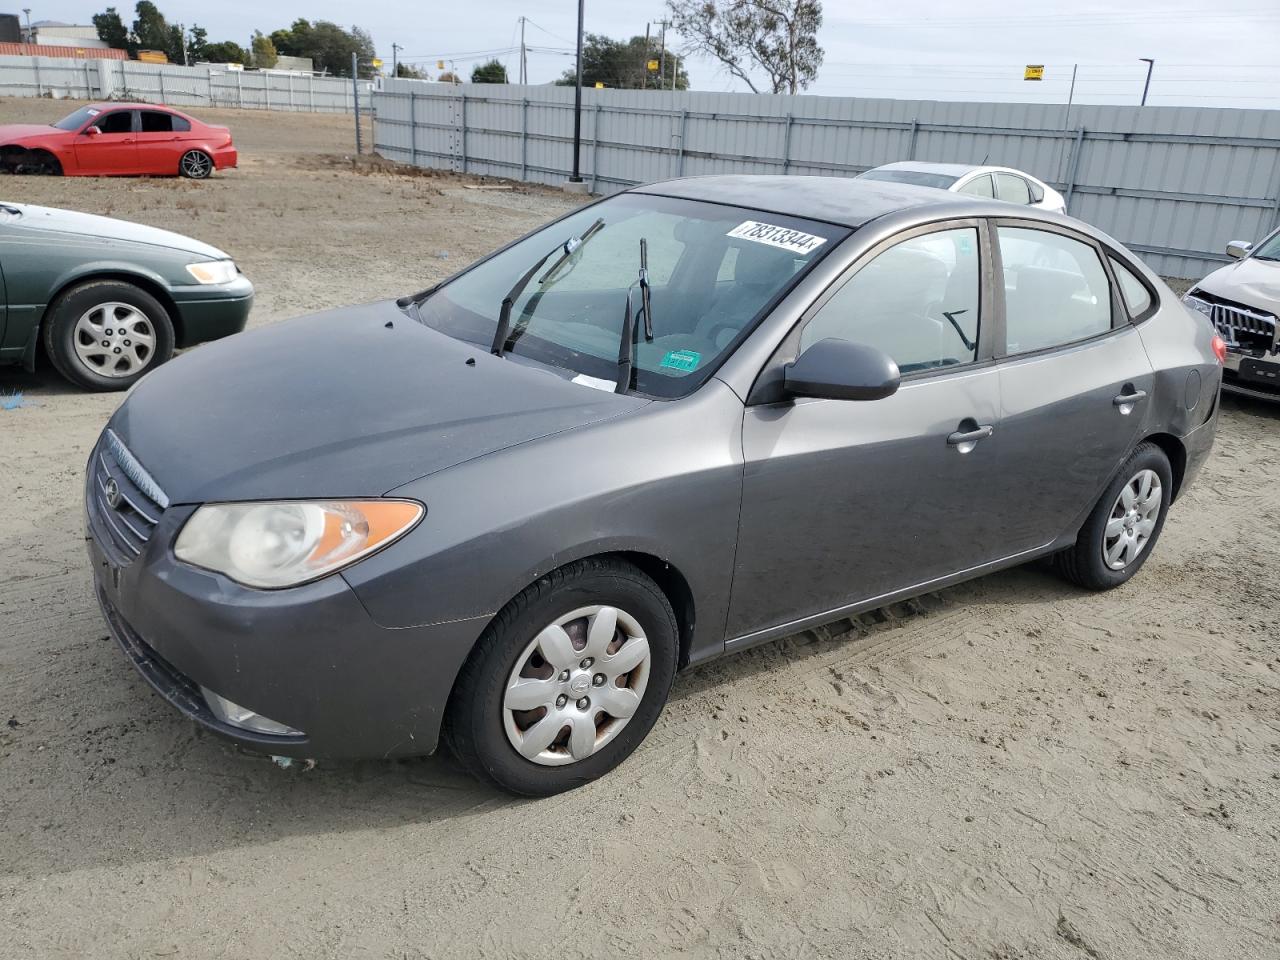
2, 99, 1279, 960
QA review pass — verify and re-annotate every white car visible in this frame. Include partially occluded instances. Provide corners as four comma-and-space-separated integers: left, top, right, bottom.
858, 162, 1067, 215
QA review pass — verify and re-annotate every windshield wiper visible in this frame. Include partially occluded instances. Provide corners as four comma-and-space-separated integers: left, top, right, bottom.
539, 218, 604, 285
614, 239, 656, 394
491, 224, 604, 357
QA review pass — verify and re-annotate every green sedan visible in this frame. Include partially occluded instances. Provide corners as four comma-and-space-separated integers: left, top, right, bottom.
0, 201, 253, 390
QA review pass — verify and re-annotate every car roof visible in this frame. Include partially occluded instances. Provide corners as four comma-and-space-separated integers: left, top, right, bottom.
85, 102, 187, 114
870, 161, 982, 177
633, 175, 970, 229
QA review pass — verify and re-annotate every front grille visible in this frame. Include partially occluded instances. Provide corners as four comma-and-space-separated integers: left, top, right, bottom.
1192, 293, 1279, 355
88, 429, 168, 565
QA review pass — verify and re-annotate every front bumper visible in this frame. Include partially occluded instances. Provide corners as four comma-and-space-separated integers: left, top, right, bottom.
171, 274, 254, 348
86, 499, 489, 759
1221, 348, 1280, 401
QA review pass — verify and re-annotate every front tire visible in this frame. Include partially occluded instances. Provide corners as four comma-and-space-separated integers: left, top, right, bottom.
43, 280, 175, 391
444, 558, 678, 796
179, 150, 213, 179
1056, 442, 1173, 590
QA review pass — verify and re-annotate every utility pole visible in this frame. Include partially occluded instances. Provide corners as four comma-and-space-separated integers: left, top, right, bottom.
518, 16, 527, 84
391, 42, 401, 78
644, 22, 651, 90
22, 8, 31, 44
567, 0, 586, 188
657, 18, 671, 90
1139, 57, 1155, 106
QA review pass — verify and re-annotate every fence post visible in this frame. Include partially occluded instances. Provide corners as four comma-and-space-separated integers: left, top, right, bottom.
907, 119, 919, 160
309, 75, 315, 111
459, 88, 467, 173
409, 89, 419, 167
33, 57, 42, 97
677, 109, 688, 177
1063, 126, 1086, 214
84, 62, 92, 98
265, 77, 271, 111
590, 103, 601, 192
520, 98, 528, 180
236, 71, 243, 108
288, 74, 294, 110
781, 113, 794, 174
157, 68, 165, 103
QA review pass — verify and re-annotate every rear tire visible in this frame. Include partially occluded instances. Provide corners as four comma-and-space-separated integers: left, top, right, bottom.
1056, 442, 1173, 590
43, 280, 175, 391
444, 558, 678, 796
179, 150, 213, 180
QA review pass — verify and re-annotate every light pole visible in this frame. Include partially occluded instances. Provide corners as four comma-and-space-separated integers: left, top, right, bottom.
22, 8, 32, 44
1139, 58, 1155, 106
568, 0, 585, 186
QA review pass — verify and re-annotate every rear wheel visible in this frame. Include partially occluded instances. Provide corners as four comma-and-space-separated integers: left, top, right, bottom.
1056, 442, 1172, 590
43, 280, 175, 391
444, 558, 678, 796
179, 150, 213, 179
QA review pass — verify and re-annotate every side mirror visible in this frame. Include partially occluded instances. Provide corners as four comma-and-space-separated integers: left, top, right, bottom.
1226, 240, 1251, 260
783, 338, 901, 402
83, 126, 102, 137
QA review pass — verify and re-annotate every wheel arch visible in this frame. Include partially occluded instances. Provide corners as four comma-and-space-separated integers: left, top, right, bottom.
1139, 431, 1188, 502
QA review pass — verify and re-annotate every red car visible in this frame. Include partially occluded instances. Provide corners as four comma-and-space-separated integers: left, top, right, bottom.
0, 103, 236, 179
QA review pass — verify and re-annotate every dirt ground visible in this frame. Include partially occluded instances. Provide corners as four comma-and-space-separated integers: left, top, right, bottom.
2, 99, 1279, 960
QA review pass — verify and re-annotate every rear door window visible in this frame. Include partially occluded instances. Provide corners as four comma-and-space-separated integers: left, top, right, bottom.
995, 173, 1032, 205
140, 111, 174, 133
998, 226, 1114, 354
1109, 256, 1154, 317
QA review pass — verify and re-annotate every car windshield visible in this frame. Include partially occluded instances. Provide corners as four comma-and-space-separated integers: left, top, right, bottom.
413, 193, 847, 398
51, 106, 102, 131
858, 169, 959, 190
1253, 230, 1280, 261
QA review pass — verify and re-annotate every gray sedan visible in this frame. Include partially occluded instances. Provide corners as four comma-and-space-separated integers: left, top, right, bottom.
87, 176, 1222, 795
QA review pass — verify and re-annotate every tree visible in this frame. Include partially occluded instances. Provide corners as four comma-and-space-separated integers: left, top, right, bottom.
555, 34, 690, 90
186, 24, 207, 61
131, 1, 169, 54
667, 0, 823, 94
251, 31, 278, 69
395, 62, 425, 79
471, 59, 508, 84
92, 7, 131, 53
270, 19, 378, 77
437, 71, 461, 84
201, 40, 248, 64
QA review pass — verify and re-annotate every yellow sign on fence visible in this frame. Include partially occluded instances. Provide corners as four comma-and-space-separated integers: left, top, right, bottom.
1024, 65, 1044, 81
647, 59, 659, 72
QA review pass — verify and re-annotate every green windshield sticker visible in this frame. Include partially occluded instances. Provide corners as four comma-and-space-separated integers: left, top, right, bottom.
661, 349, 701, 372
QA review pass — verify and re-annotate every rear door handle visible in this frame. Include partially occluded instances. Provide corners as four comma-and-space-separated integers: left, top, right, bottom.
1113, 389, 1147, 408
947, 425, 994, 446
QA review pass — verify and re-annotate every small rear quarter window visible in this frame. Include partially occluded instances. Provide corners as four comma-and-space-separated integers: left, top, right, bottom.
1109, 256, 1154, 317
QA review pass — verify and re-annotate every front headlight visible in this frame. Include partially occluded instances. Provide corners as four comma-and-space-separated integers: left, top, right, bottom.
1183, 290, 1213, 317
185, 259, 238, 285
174, 499, 423, 589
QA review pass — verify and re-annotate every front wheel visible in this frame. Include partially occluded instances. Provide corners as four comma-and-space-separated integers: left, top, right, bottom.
444, 558, 678, 796
1056, 442, 1173, 590
179, 150, 213, 179
43, 280, 175, 391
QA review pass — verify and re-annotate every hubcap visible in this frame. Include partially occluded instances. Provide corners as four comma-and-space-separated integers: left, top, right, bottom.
182, 152, 211, 178
503, 605, 651, 767
1103, 468, 1162, 570
72, 302, 156, 378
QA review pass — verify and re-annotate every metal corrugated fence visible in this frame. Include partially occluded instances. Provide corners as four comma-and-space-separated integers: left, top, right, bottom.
0, 55, 373, 114
374, 79, 1280, 279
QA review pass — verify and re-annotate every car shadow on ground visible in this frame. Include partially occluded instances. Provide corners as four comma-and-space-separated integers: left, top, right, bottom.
0, 362, 87, 399
6, 557, 1077, 880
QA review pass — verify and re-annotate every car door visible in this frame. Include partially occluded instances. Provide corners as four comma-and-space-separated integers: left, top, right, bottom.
727, 221, 1008, 641
73, 109, 137, 174
992, 221, 1155, 554
135, 110, 185, 175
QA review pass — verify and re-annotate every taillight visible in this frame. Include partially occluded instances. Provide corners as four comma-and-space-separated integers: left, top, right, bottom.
1211, 335, 1227, 365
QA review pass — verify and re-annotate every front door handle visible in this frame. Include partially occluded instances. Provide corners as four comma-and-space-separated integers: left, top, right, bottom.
947, 424, 994, 448
1113, 389, 1147, 411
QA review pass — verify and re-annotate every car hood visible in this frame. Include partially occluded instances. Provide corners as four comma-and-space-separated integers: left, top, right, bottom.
3, 202, 229, 260
110, 300, 647, 503
1195, 257, 1280, 312
0, 123, 66, 142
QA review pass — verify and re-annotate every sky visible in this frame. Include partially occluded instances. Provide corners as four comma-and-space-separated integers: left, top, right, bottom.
37, 0, 1280, 109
